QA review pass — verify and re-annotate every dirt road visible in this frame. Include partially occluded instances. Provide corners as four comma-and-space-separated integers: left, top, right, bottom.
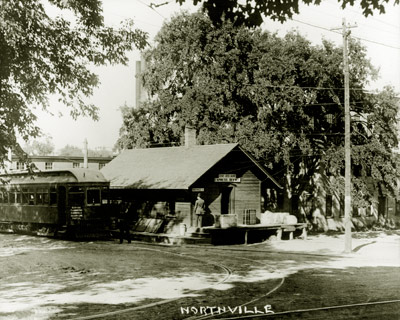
0, 232, 399, 319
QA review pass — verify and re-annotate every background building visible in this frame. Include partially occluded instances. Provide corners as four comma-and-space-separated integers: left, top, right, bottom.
4, 154, 113, 173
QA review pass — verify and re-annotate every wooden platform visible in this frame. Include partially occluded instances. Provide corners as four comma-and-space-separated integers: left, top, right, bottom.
112, 221, 307, 246
204, 223, 307, 245
134, 231, 211, 245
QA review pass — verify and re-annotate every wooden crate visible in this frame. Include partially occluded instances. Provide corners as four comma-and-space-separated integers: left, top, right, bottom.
242, 209, 257, 225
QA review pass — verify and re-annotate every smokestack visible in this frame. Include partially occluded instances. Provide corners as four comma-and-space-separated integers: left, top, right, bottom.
83, 138, 88, 169
185, 126, 197, 148
135, 60, 142, 108
135, 54, 147, 108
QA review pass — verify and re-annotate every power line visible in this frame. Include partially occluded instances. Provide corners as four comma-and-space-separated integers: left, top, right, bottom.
325, 0, 400, 30
292, 18, 400, 50
292, 18, 342, 35
351, 34, 400, 50
308, 1, 400, 35
345, 20, 400, 37
107, 10, 163, 28
133, 0, 166, 19
252, 83, 373, 92
256, 101, 371, 109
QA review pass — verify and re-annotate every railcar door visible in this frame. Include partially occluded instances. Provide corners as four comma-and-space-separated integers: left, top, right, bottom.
58, 186, 67, 225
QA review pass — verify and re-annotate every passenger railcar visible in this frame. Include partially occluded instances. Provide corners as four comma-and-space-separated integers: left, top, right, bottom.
0, 169, 110, 238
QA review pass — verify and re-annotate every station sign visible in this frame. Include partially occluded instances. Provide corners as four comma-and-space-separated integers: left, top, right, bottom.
214, 174, 240, 183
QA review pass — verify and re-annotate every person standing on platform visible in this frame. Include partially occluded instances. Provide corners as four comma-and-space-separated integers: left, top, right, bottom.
194, 193, 205, 228
118, 202, 132, 244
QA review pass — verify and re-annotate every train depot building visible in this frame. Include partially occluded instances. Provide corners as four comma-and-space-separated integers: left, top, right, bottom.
101, 130, 306, 244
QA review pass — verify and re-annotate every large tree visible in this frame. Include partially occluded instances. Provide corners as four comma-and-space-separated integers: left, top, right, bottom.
23, 136, 55, 156
0, 0, 147, 167
176, 0, 399, 27
117, 12, 399, 208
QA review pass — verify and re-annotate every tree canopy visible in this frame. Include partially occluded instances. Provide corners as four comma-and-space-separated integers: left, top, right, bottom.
176, 0, 399, 27
57, 144, 112, 157
58, 144, 84, 157
23, 136, 55, 156
0, 0, 148, 167
117, 12, 399, 208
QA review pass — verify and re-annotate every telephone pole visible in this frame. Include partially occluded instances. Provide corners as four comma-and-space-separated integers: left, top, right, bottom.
343, 18, 352, 253
332, 18, 356, 253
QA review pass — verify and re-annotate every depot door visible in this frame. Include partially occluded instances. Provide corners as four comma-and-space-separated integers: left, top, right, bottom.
221, 186, 235, 215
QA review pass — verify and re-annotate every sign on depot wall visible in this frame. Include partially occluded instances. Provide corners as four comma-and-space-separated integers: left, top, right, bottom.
214, 174, 241, 183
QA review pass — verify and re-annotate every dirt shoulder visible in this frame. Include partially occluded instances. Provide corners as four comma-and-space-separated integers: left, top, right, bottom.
0, 231, 399, 320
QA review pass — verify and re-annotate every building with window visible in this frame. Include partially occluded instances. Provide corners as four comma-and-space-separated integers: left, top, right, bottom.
101, 127, 282, 234
4, 155, 113, 173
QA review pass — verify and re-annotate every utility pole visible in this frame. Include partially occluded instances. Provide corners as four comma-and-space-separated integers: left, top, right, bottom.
343, 18, 352, 254
332, 18, 356, 253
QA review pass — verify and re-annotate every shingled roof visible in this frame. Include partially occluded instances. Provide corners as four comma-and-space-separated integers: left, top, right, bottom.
101, 143, 281, 190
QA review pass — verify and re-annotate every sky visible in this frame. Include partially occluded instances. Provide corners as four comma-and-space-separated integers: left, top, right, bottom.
32, 0, 400, 153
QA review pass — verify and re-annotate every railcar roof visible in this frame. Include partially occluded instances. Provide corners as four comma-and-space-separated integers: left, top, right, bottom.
0, 169, 108, 185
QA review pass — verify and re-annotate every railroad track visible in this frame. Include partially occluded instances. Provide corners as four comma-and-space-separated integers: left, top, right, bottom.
214, 299, 400, 319
72, 241, 399, 320
72, 243, 233, 320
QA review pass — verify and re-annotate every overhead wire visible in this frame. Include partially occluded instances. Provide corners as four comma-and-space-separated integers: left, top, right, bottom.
249, 83, 374, 92
292, 18, 400, 50
132, 0, 166, 19
324, 0, 400, 30
351, 34, 400, 49
293, 0, 400, 47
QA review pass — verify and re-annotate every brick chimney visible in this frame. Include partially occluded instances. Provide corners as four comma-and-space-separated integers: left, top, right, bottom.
185, 125, 197, 148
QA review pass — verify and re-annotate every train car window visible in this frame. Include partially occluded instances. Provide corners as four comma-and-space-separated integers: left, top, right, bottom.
3, 191, 8, 204
28, 189, 35, 205
101, 187, 109, 204
43, 191, 49, 204
68, 186, 84, 206
21, 189, 28, 204
50, 187, 57, 205
16, 192, 21, 204
9, 190, 16, 204
36, 188, 44, 205
87, 188, 101, 205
